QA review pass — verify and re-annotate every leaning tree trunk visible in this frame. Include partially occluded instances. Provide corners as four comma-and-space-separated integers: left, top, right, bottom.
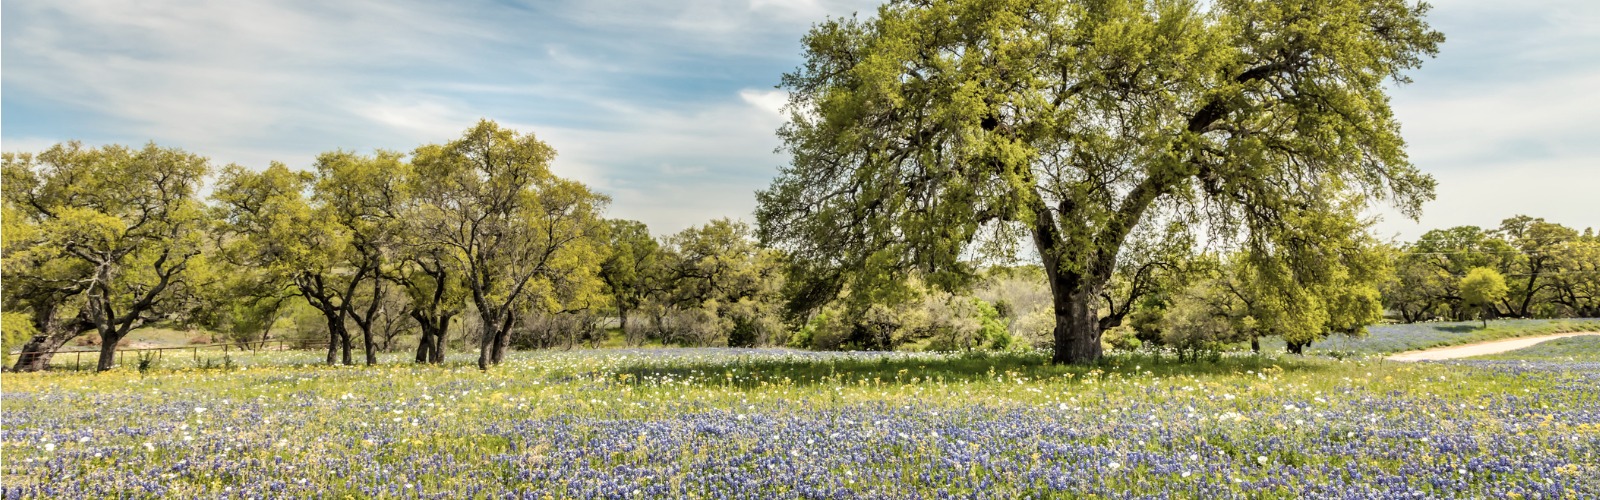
1051, 288, 1104, 365
12, 334, 74, 372
12, 305, 93, 372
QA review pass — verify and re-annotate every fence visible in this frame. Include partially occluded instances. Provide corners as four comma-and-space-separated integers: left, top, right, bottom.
8, 339, 367, 371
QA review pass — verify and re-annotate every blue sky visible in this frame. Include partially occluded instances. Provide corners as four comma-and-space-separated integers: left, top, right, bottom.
3, 0, 1596, 239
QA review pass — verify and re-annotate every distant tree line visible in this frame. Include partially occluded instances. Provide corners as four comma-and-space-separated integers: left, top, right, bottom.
1383, 217, 1599, 323
2, 121, 780, 372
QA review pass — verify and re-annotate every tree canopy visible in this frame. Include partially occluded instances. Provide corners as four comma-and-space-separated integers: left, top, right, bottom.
758, 0, 1442, 363
4, 142, 212, 370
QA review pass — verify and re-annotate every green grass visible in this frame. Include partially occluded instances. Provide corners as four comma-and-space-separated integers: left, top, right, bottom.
1257, 318, 1600, 356
1467, 334, 1600, 362
121, 327, 216, 347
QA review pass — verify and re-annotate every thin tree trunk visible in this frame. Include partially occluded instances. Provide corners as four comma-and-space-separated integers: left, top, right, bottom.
325, 322, 340, 365
325, 336, 337, 364
618, 308, 630, 345
432, 327, 447, 363
340, 325, 354, 365
95, 328, 125, 372
361, 327, 377, 365
477, 318, 495, 370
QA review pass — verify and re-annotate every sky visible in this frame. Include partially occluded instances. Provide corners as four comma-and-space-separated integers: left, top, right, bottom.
2, 0, 1596, 239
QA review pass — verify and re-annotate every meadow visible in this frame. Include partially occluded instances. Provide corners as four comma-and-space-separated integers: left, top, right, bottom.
1259, 318, 1600, 356
3, 345, 1597, 499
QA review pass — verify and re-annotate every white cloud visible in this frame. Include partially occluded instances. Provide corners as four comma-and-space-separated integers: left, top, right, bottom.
5, 0, 1595, 241
739, 89, 789, 118
1372, 156, 1600, 238
1391, 70, 1600, 169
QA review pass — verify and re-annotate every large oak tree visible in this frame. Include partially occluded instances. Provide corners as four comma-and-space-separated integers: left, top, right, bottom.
3, 142, 212, 371
758, 0, 1441, 363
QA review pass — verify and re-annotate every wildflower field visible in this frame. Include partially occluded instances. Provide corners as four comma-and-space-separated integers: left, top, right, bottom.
1260, 318, 1600, 356
3, 345, 1597, 499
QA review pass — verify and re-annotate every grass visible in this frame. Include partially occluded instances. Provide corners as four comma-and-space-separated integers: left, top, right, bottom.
3, 347, 1597, 498
1257, 318, 1600, 356
1467, 334, 1600, 362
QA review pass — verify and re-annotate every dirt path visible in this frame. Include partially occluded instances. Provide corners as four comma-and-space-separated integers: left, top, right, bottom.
1385, 332, 1600, 361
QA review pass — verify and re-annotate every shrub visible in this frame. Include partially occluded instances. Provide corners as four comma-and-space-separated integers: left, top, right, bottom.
1102, 324, 1142, 352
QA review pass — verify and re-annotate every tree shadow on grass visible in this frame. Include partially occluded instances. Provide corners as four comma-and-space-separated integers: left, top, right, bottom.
607, 350, 1336, 389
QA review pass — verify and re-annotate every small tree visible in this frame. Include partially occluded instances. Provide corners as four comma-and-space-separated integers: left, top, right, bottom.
598, 219, 662, 339
1460, 267, 1508, 328
410, 120, 609, 370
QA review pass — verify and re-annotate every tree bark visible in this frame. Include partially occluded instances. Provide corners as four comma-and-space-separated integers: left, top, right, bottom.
432, 328, 447, 363
412, 310, 451, 364
95, 326, 130, 372
618, 308, 630, 344
476, 318, 497, 370
1286, 341, 1306, 355
11, 312, 94, 372
492, 326, 510, 364
323, 317, 354, 366
340, 325, 354, 365
415, 328, 435, 363
1051, 288, 1104, 364
325, 327, 339, 365
361, 327, 377, 365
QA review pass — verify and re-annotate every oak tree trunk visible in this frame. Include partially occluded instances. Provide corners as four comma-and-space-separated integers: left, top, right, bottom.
95, 327, 127, 372
1050, 287, 1104, 365
362, 327, 377, 365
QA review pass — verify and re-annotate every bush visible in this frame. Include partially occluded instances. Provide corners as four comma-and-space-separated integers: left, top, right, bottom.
2, 313, 38, 366
724, 298, 784, 348
1012, 308, 1055, 349
653, 305, 727, 347
1160, 296, 1242, 360
513, 312, 605, 349
1102, 324, 1142, 352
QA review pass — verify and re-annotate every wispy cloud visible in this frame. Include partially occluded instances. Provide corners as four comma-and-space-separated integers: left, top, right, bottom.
1376, 0, 1600, 236
3, 0, 1594, 238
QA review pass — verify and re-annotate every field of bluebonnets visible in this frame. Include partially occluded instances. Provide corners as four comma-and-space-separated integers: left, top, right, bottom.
5, 332, 1599, 500
1261, 319, 1600, 356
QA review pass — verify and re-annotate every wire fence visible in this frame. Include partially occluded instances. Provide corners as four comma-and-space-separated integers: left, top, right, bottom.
7, 339, 366, 371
